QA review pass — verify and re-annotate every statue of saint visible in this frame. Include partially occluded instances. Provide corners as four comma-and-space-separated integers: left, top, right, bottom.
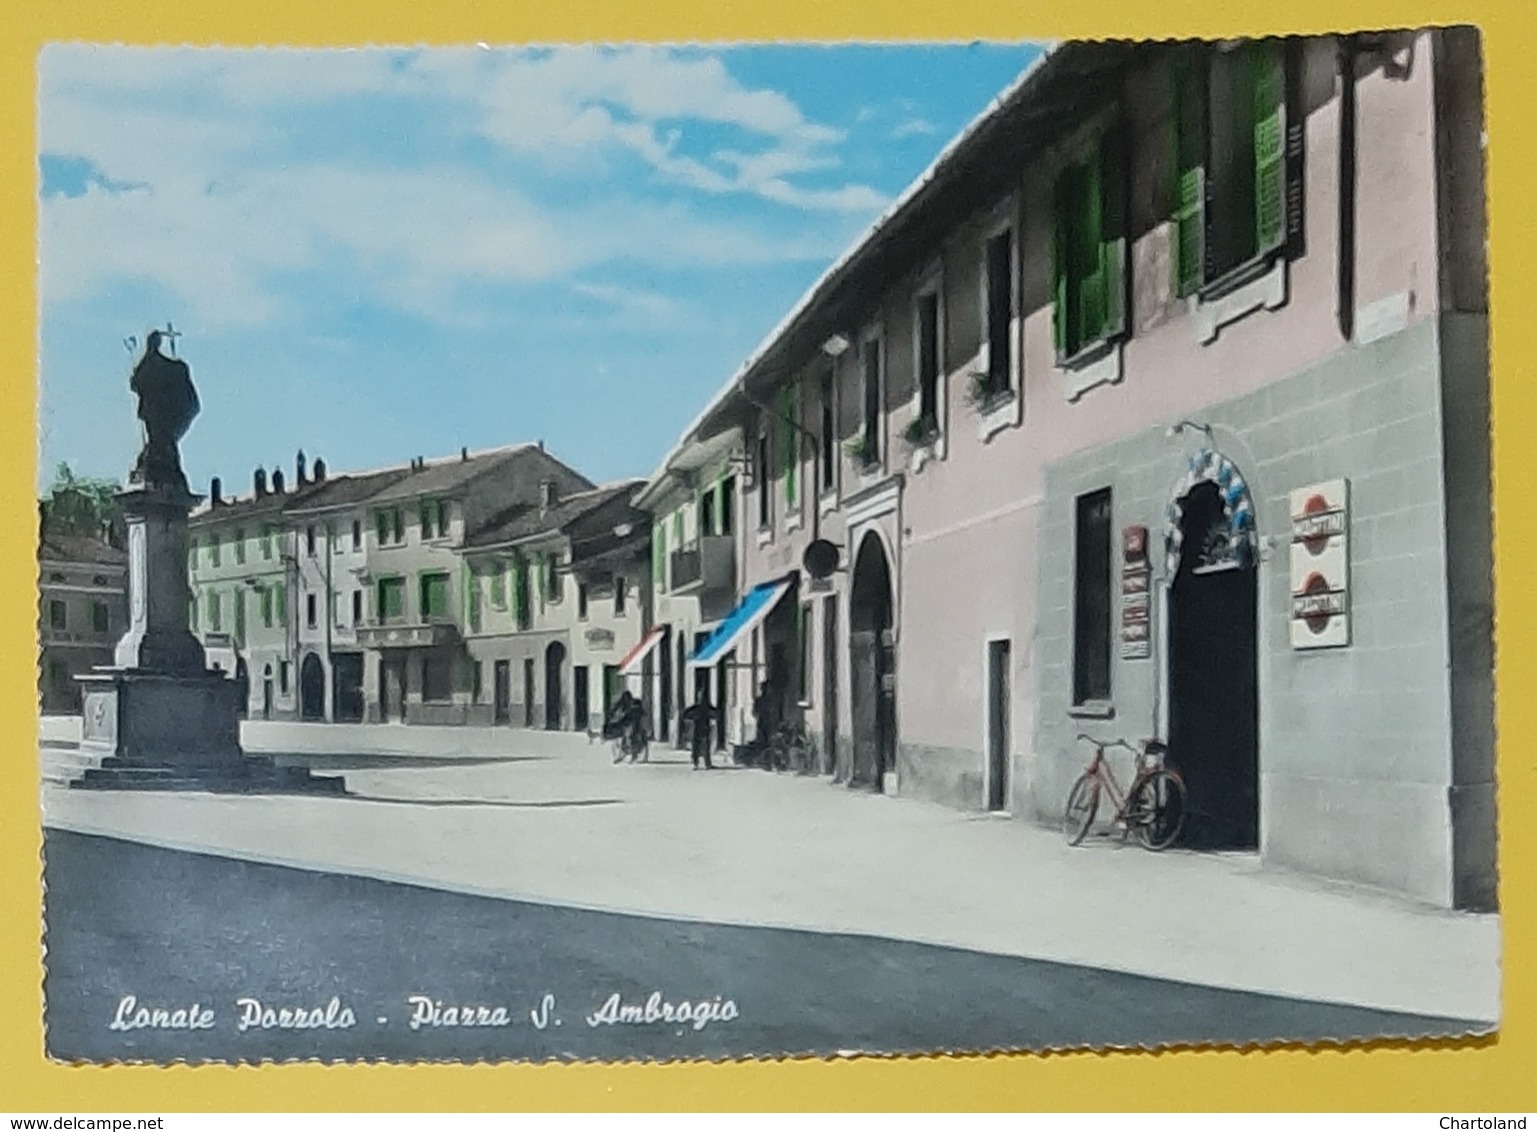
128, 328, 199, 492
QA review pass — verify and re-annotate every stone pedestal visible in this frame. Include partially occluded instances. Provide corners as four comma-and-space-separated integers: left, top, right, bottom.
74, 484, 341, 795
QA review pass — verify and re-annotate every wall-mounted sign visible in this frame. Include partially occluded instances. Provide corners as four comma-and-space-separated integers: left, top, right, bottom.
1289, 479, 1350, 649
1119, 525, 1152, 660
585, 628, 616, 651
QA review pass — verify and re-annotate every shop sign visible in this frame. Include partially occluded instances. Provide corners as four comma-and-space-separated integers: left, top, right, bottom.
1288, 479, 1350, 649
1120, 524, 1151, 660
585, 628, 615, 651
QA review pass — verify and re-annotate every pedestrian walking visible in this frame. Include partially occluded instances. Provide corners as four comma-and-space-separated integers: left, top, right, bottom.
683, 688, 716, 770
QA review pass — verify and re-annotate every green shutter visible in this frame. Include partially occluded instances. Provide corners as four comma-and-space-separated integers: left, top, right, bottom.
234, 590, 245, 643
1253, 42, 1287, 256
1100, 127, 1127, 341
1078, 140, 1106, 348
274, 582, 286, 623
420, 502, 433, 539
511, 555, 526, 628
1051, 177, 1069, 358
1174, 51, 1208, 297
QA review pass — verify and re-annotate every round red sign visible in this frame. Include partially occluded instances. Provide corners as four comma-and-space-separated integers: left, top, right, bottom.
1301, 494, 1331, 555
1301, 572, 1332, 634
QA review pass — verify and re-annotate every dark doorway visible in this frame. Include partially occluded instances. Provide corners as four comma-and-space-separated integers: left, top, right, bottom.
715, 656, 729, 751
987, 639, 1012, 811
573, 664, 590, 733
333, 653, 364, 722
822, 595, 839, 775
1167, 480, 1260, 850
675, 634, 688, 748
262, 664, 274, 722
544, 641, 566, 730
380, 656, 405, 722
234, 657, 250, 720
657, 626, 672, 741
849, 533, 895, 791
523, 659, 536, 728
300, 653, 326, 721
493, 660, 511, 725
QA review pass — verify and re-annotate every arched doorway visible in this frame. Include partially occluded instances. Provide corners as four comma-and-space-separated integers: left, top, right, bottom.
300, 653, 326, 721
544, 641, 566, 730
1167, 479, 1259, 850
848, 532, 895, 791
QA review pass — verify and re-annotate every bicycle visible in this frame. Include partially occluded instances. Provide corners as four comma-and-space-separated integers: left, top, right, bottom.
767, 720, 817, 774
1063, 733, 1187, 851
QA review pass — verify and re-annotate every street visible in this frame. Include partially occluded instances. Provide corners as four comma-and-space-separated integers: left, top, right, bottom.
38, 718, 1500, 1061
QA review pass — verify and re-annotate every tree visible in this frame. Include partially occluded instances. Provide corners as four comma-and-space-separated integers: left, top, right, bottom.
40, 463, 123, 545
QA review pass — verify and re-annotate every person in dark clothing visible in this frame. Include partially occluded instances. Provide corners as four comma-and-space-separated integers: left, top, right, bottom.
682, 689, 717, 770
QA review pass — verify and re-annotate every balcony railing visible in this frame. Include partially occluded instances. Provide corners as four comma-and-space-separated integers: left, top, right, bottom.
355, 616, 460, 650
670, 535, 736, 597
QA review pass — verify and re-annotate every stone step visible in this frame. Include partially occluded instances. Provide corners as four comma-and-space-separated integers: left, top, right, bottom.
38, 746, 105, 786
73, 761, 346, 795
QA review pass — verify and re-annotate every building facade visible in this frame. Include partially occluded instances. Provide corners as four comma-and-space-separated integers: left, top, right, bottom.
659, 31, 1493, 911
461, 480, 651, 732
37, 531, 127, 714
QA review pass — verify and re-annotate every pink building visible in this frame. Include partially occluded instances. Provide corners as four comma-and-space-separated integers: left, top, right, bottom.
664, 31, 1492, 910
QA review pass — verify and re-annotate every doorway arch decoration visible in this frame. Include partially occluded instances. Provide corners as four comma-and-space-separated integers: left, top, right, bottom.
1162, 447, 1258, 578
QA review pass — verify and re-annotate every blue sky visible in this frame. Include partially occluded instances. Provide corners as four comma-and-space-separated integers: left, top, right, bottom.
37, 43, 1041, 495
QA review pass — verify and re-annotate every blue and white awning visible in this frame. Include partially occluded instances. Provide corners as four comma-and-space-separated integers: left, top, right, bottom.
688, 578, 794, 669
1163, 447, 1258, 577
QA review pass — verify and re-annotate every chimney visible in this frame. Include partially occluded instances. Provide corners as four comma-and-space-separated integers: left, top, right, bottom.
272, 467, 286, 494
210, 476, 222, 506
296, 449, 308, 485
537, 438, 545, 452
254, 467, 268, 497
539, 477, 558, 514
461, 446, 469, 462
312, 457, 327, 483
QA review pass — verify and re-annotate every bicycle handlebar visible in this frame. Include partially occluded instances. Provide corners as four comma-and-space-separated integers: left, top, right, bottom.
1074, 733, 1141, 755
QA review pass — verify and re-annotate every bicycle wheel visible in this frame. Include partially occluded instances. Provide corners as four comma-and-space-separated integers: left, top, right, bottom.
1129, 769, 1187, 851
1062, 773, 1100, 846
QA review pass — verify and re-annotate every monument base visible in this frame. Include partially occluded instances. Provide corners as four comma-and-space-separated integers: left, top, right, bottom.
75, 670, 343, 795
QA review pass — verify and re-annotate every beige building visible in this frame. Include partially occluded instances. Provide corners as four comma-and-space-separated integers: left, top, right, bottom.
460, 479, 651, 732
37, 529, 127, 714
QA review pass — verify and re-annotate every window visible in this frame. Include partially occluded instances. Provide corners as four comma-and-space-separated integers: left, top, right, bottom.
210, 537, 221, 568
274, 582, 287, 626
1175, 40, 1291, 295
512, 557, 532, 631
90, 600, 108, 633
780, 384, 799, 510
1072, 488, 1114, 706
49, 600, 66, 631
468, 580, 484, 633
859, 336, 882, 466
259, 587, 273, 628
420, 502, 435, 540
188, 538, 198, 569
375, 510, 390, 544
756, 433, 771, 528
720, 476, 736, 536
233, 590, 246, 642
352, 520, 362, 550
819, 373, 836, 491
351, 589, 363, 624
306, 526, 317, 556
915, 290, 941, 431
280, 660, 290, 695
472, 662, 484, 703
306, 593, 318, 629
378, 576, 406, 623
92, 575, 108, 587
796, 602, 811, 705
542, 555, 559, 603
206, 590, 221, 632
489, 566, 507, 609
233, 528, 246, 565
260, 526, 273, 560
1052, 135, 1127, 360
376, 508, 404, 546
578, 581, 589, 620
699, 488, 716, 537
190, 596, 199, 631
419, 572, 450, 620
437, 500, 450, 538
983, 228, 1015, 393
613, 576, 627, 617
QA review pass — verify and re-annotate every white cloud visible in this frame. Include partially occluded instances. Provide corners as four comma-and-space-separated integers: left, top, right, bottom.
892, 117, 937, 139
37, 45, 876, 331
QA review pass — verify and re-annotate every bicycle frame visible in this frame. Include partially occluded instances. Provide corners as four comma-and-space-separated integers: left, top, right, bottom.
1075, 734, 1162, 825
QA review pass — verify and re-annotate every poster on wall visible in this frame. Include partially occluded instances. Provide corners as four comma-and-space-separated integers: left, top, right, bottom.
1120, 524, 1151, 660
1289, 479, 1351, 649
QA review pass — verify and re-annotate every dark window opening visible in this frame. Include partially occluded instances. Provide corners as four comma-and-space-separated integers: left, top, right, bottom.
819, 372, 836, 490
985, 230, 1013, 392
351, 589, 363, 624
306, 593, 318, 629
917, 291, 940, 427
756, 433, 771, 529
614, 576, 627, 617
306, 526, 317, 556
49, 600, 66, 630
720, 476, 736, 536
577, 582, 589, 620
352, 520, 362, 550
860, 338, 881, 464
91, 601, 109, 633
421, 656, 452, 702
1072, 488, 1114, 705
700, 488, 716, 537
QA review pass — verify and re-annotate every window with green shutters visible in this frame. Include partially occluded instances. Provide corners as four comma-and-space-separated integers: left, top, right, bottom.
233, 589, 246, 644
233, 529, 246, 564
1052, 130, 1126, 361
780, 384, 798, 508
512, 555, 532, 631
489, 564, 507, 609
273, 582, 287, 625
1173, 40, 1291, 297
259, 586, 273, 628
420, 501, 435, 540
260, 526, 273, 559
377, 576, 405, 622
206, 590, 220, 631
419, 571, 450, 620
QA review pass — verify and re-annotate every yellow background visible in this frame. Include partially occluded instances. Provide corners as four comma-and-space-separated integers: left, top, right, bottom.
2, 0, 1526, 1112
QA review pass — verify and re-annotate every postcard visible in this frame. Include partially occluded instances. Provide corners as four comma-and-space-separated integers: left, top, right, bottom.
34, 29, 1499, 1065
